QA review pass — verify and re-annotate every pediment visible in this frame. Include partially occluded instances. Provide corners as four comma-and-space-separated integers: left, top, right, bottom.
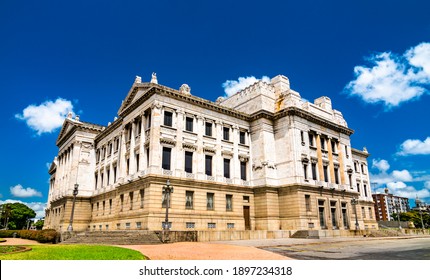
117, 83, 152, 116
56, 118, 77, 145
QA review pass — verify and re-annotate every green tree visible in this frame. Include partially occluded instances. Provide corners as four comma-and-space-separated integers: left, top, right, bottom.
0, 203, 36, 230
34, 219, 44, 230
395, 210, 430, 228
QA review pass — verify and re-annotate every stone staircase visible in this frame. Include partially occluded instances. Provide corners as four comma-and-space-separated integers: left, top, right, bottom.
61, 230, 163, 245
290, 230, 320, 239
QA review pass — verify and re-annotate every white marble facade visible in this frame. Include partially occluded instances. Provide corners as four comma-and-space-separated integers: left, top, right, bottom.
44, 73, 376, 232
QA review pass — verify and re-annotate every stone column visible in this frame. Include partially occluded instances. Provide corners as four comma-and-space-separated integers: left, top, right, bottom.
316, 133, 324, 182
129, 120, 136, 175
232, 125, 240, 183
338, 141, 346, 185
327, 137, 335, 184
148, 101, 162, 173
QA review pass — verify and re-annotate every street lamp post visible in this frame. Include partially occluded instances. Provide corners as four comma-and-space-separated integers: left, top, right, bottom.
351, 197, 359, 231
162, 180, 173, 242
419, 208, 425, 230
67, 183, 79, 232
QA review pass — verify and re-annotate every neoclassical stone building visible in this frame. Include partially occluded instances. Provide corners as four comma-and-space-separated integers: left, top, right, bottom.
44, 74, 378, 234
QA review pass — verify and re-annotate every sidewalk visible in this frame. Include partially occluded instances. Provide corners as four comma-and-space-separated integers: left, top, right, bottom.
3, 235, 427, 260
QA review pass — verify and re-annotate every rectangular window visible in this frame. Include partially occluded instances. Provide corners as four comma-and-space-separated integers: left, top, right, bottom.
300, 131, 304, 143
303, 163, 308, 180
126, 158, 130, 175
113, 165, 117, 183
162, 147, 172, 170
140, 189, 144, 208
223, 127, 230, 141
116, 223, 120, 230
320, 137, 326, 150
185, 117, 193, 132
208, 223, 216, 229
239, 131, 246, 144
361, 164, 365, 174
100, 173, 104, 188
120, 194, 124, 212
357, 183, 361, 194
334, 167, 339, 184
205, 122, 212, 136
106, 168, 110, 185
102, 201, 105, 215
129, 191, 133, 210
319, 200, 326, 228
136, 153, 140, 171
95, 173, 98, 189
368, 207, 373, 219
305, 195, 311, 211
164, 111, 173, 127
227, 223, 235, 229
224, 158, 230, 178
331, 140, 337, 153
311, 163, 317, 180
308, 132, 314, 146
109, 199, 112, 214
185, 191, 194, 209
364, 184, 368, 197
323, 165, 329, 182
136, 222, 142, 229
226, 194, 233, 211
186, 222, 195, 229
207, 193, 214, 210
146, 148, 150, 167
125, 222, 131, 229
240, 161, 247, 180
184, 151, 193, 173
243, 196, 250, 203
205, 155, 212, 176
362, 207, 366, 218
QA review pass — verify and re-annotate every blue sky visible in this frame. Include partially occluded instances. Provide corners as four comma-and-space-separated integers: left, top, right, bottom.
1, 0, 429, 218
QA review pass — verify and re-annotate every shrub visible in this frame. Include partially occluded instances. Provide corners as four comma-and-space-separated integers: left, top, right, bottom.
0, 229, 59, 243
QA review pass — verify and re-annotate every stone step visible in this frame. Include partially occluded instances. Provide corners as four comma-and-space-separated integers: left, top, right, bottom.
291, 230, 320, 239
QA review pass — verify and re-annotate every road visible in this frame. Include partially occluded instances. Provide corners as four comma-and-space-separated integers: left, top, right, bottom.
260, 237, 430, 260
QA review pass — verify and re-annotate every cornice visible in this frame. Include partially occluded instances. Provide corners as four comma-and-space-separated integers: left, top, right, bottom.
118, 83, 251, 121
351, 148, 370, 158
94, 117, 123, 144
275, 107, 355, 136
56, 120, 104, 147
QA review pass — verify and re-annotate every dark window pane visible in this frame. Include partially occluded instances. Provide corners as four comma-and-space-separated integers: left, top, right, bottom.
205, 122, 212, 136
205, 155, 212, 176
162, 147, 171, 170
186, 117, 193, 132
164, 111, 173, 126
240, 161, 246, 180
223, 127, 229, 141
185, 151, 193, 173
239, 131, 246, 144
224, 158, 230, 178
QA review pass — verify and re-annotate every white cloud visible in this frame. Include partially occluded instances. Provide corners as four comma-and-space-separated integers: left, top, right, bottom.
386, 182, 430, 199
397, 137, 430, 156
392, 170, 413, 182
345, 42, 430, 109
15, 98, 74, 135
371, 159, 413, 184
10, 184, 42, 198
222, 75, 271, 97
372, 159, 390, 173
0, 199, 46, 219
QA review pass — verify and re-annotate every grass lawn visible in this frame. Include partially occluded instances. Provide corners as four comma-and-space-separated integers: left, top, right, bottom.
0, 244, 147, 260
